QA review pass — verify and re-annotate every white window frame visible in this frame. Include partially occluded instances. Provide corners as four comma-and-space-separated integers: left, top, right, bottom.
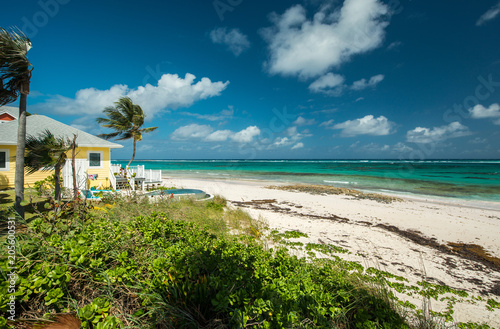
0, 149, 9, 171
87, 151, 103, 169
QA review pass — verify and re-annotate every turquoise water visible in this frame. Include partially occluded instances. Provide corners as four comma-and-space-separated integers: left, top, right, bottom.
113, 160, 500, 202
147, 189, 206, 196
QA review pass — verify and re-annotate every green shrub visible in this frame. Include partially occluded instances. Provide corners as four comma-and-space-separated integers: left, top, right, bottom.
1, 209, 410, 328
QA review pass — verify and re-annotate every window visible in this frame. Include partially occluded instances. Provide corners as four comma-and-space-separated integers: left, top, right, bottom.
88, 151, 103, 168
0, 149, 8, 171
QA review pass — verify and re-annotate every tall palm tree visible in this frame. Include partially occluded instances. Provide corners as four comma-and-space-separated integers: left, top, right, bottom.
96, 97, 158, 167
24, 130, 75, 202
0, 27, 33, 218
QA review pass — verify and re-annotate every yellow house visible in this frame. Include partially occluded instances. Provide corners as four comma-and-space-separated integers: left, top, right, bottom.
0, 106, 123, 190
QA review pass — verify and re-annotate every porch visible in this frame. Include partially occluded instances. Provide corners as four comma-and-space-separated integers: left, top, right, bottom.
62, 160, 163, 192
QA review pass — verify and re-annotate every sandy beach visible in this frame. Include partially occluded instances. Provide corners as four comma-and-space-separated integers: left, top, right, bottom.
162, 176, 500, 327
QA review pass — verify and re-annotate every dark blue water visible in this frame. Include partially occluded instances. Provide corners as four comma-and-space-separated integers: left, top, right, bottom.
113, 160, 500, 202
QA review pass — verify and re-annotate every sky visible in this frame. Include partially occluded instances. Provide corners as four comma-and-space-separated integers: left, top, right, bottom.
2, 0, 500, 160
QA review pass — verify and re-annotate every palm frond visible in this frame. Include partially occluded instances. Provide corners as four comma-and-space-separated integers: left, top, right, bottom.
0, 27, 33, 105
140, 126, 158, 134
97, 131, 121, 140
24, 130, 73, 175
96, 96, 157, 163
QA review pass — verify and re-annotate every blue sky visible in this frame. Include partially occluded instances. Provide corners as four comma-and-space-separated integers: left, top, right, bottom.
2, 0, 500, 159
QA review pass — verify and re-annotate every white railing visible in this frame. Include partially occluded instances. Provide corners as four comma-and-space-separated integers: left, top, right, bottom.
144, 169, 162, 183
109, 164, 162, 190
109, 164, 121, 190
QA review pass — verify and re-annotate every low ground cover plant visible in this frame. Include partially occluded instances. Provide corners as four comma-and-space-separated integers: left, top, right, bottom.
0, 192, 497, 328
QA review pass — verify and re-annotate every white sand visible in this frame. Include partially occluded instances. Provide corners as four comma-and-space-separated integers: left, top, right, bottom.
163, 177, 500, 326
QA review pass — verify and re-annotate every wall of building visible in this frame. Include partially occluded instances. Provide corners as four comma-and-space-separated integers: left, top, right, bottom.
0, 145, 16, 189
0, 145, 113, 190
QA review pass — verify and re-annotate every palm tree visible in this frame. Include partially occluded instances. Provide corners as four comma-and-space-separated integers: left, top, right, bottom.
24, 130, 75, 202
96, 97, 158, 167
0, 27, 33, 218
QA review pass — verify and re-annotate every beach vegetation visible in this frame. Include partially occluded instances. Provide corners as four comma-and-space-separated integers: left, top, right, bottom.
0, 192, 497, 328
96, 97, 158, 167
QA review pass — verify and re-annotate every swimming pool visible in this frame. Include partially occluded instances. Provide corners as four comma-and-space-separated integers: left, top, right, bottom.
147, 189, 212, 200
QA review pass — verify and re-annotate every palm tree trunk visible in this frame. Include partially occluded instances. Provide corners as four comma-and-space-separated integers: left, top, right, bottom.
54, 163, 61, 202
127, 139, 137, 167
14, 92, 27, 219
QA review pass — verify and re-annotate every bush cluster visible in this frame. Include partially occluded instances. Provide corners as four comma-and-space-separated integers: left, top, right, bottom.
0, 197, 410, 328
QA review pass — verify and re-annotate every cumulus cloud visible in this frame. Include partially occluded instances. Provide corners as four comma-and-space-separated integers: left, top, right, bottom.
293, 116, 317, 126
172, 124, 261, 144
309, 73, 384, 95
171, 124, 214, 140
469, 103, 500, 124
262, 0, 390, 79
406, 122, 472, 143
392, 142, 413, 153
331, 115, 395, 137
308, 73, 345, 94
266, 126, 311, 150
34, 73, 229, 120
231, 126, 261, 143
210, 27, 251, 56
291, 142, 304, 150
351, 74, 384, 90
476, 1, 500, 26
205, 130, 233, 142
273, 137, 290, 147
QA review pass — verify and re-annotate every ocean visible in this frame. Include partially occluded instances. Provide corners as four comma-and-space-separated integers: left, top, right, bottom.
112, 160, 500, 202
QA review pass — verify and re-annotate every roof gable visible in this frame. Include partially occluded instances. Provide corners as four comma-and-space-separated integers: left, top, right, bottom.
0, 106, 19, 120
0, 113, 123, 149
0, 113, 16, 121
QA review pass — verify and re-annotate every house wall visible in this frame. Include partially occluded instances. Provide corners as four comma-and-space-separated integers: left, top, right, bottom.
0, 145, 16, 189
79, 147, 113, 189
0, 145, 114, 190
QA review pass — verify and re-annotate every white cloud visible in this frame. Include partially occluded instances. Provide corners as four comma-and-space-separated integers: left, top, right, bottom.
308, 73, 345, 93
393, 142, 413, 153
293, 116, 317, 126
231, 126, 261, 143
387, 41, 402, 50
319, 119, 335, 127
348, 142, 413, 154
34, 73, 229, 120
406, 122, 472, 143
172, 124, 261, 144
181, 107, 234, 121
291, 142, 304, 150
171, 124, 214, 140
332, 115, 395, 137
309, 73, 384, 95
210, 27, 251, 56
351, 74, 384, 90
469, 103, 500, 124
476, 1, 500, 26
205, 130, 233, 142
262, 0, 390, 79
468, 137, 487, 144
266, 126, 311, 150
273, 137, 290, 147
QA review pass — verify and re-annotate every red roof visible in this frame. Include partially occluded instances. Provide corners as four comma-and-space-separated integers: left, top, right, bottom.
0, 113, 16, 121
